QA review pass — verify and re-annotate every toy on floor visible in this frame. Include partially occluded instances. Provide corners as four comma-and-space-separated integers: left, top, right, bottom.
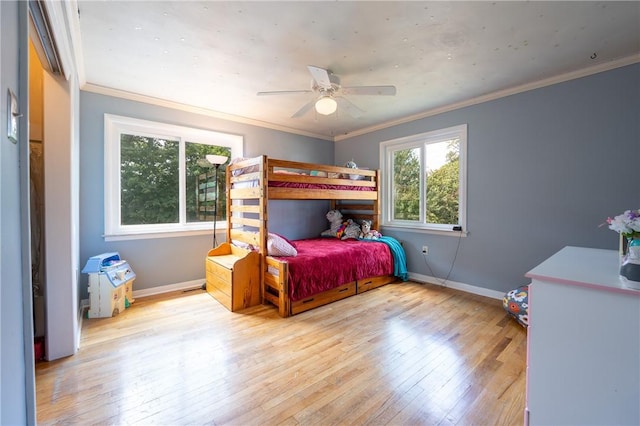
502, 285, 529, 327
358, 220, 382, 240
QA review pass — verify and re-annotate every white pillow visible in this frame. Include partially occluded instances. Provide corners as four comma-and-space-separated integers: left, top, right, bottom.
267, 233, 297, 257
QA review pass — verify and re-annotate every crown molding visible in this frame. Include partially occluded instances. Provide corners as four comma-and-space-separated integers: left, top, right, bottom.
81, 83, 334, 141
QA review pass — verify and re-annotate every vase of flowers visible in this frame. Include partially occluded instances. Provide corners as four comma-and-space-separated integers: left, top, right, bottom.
604, 209, 640, 289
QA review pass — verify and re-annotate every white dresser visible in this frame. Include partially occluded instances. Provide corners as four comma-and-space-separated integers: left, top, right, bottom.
525, 246, 640, 425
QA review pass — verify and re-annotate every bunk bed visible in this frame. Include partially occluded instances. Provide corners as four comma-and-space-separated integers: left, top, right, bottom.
213, 155, 403, 317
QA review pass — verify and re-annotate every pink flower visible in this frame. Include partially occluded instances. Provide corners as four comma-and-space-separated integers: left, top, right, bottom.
604, 209, 640, 238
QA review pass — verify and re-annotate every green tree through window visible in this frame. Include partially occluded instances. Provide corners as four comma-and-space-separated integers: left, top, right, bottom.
393, 147, 420, 221
121, 134, 179, 225
104, 114, 242, 239
381, 124, 467, 232
426, 142, 459, 225
185, 142, 230, 223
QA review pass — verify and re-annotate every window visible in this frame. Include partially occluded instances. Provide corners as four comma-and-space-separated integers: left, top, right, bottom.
104, 114, 242, 240
380, 124, 467, 234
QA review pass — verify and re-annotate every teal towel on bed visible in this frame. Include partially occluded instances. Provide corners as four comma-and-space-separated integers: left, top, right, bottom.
360, 236, 409, 281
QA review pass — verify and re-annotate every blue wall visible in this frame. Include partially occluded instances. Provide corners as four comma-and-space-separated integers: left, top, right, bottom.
1, 1, 35, 423
80, 64, 640, 299
79, 92, 333, 295
336, 64, 640, 294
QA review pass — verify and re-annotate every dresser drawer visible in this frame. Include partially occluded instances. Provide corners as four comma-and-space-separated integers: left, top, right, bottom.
357, 275, 395, 293
291, 282, 356, 315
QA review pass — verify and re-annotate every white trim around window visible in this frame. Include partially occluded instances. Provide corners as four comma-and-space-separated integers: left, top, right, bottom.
379, 124, 467, 235
103, 114, 243, 240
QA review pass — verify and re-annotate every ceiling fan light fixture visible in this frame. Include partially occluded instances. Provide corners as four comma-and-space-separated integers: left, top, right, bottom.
315, 96, 337, 115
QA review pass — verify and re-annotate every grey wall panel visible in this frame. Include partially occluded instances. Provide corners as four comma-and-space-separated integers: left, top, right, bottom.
79, 92, 332, 295
336, 64, 640, 294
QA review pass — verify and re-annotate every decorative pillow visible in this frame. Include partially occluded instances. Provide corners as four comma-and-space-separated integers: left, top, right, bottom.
267, 233, 298, 257
502, 285, 529, 327
272, 232, 296, 248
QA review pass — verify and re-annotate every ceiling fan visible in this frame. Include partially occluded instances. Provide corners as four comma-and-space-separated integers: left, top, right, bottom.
257, 65, 396, 118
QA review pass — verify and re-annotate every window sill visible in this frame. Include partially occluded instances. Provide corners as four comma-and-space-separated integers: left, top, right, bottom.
381, 224, 468, 237
104, 227, 226, 242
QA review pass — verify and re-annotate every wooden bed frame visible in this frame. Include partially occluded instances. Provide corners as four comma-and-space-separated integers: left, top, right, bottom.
225, 155, 395, 317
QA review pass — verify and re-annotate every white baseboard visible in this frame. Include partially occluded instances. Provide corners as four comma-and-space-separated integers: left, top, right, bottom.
132, 278, 204, 299
408, 272, 505, 300
119, 275, 503, 305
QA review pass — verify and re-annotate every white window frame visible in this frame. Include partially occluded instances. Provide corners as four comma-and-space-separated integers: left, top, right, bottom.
380, 124, 467, 236
104, 114, 243, 241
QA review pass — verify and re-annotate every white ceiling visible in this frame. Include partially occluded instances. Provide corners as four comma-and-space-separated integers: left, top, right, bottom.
75, 1, 640, 140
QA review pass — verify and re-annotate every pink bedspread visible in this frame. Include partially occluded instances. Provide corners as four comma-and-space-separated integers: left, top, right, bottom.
278, 238, 393, 301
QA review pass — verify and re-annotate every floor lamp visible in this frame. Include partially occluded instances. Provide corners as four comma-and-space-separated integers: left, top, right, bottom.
206, 154, 228, 247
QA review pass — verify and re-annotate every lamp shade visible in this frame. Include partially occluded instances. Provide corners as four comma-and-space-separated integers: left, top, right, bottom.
315, 96, 337, 115
206, 154, 228, 165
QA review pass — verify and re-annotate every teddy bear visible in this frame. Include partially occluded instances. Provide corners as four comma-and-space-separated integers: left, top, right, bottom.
358, 219, 382, 240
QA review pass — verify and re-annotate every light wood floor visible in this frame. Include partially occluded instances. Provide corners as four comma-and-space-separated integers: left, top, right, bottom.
36, 281, 527, 425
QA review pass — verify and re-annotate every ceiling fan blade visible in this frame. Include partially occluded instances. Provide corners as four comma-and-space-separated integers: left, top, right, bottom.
335, 96, 365, 118
307, 65, 332, 89
257, 90, 313, 96
291, 99, 315, 118
341, 85, 397, 96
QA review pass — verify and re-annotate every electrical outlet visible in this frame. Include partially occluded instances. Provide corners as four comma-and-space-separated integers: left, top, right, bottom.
422, 245, 429, 255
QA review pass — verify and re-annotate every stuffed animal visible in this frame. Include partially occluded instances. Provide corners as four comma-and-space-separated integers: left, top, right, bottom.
321, 210, 344, 237
320, 210, 360, 240
339, 219, 361, 240
359, 219, 382, 240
